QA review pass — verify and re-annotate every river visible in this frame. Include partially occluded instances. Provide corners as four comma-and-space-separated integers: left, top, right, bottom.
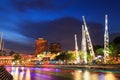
6, 66, 120, 80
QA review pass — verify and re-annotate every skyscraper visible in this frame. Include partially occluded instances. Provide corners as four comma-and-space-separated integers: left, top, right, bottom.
34, 38, 48, 56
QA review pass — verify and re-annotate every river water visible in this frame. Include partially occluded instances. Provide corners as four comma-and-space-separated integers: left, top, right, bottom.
6, 66, 120, 80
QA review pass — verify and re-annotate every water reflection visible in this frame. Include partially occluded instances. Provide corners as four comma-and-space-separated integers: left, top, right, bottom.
5, 67, 120, 80
73, 70, 82, 80
10, 67, 31, 80
19, 67, 24, 80
73, 69, 118, 80
91, 73, 99, 80
25, 68, 31, 80
99, 74, 105, 80
83, 70, 90, 80
105, 72, 117, 80
12, 67, 19, 80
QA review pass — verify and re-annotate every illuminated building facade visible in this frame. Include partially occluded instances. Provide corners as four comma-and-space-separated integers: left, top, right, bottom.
49, 43, 62, 53
0, 56, 14, 65
34, 38, 48, 56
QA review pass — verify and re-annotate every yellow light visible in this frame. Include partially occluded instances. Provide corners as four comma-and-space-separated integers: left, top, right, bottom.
20, 67, 24, 80
105, 72, 116, 80
25, 68, 31, 80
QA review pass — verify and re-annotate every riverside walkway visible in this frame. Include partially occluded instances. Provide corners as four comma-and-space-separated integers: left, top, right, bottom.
5, 64, 120, 70
34, 64, 120, 70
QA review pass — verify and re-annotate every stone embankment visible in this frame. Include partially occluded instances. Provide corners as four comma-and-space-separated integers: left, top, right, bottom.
5, 64, 120, 70
35, 64, 120, 70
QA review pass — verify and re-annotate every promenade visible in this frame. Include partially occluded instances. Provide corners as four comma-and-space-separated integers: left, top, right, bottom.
34, 64, 120, 70
4, 64, 120, 71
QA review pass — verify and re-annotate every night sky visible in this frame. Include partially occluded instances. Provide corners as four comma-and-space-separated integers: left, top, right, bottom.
1, 0, 120, 54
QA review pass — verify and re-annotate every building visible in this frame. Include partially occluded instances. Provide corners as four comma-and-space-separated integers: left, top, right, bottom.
49, 43, 62, 53
0, 56, 14, 65
34, 38, 48, 56
0, 50, 6, 56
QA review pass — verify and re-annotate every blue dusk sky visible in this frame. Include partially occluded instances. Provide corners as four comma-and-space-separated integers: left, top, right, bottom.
0, 0, 120, 54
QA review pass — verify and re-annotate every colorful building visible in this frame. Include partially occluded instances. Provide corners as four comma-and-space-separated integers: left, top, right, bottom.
34, 38, 48, 56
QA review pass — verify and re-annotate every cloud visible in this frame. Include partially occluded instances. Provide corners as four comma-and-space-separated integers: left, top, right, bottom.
87, 22, 104, 45
2, 31, 34, 53
11, 0, 74, 12
20, 17, 104, 51
0, 0, 115, 53
4, 40, 34, 54
3, 31, 34, 45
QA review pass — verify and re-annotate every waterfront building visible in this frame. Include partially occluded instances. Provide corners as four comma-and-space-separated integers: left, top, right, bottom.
0, 56, 14, 65
49, 43, 62, 53
34, 38, 48, 56
0, 50, 6, 56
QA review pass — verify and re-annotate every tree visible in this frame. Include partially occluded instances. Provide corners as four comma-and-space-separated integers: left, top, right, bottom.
113, 36, 120, 54
113, 36, 120, 44
109, 44, 116, 55
93, 45, 102, 52
67, 52, 76, 62
95, 48, 104, 55
13, 54, 22, 65
13, 54, 21, 61
9, 51, 15, 56
0, 50, 6, 56
55, 51, 67, 61
55, 51, 76, 64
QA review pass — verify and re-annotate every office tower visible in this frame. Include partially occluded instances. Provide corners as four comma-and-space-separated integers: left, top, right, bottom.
49, 43, 61, 53
34, 38, 48, 56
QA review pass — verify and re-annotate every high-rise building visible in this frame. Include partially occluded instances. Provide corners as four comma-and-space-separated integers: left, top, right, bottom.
49, 43, 61, 53
34, 38, 48, 56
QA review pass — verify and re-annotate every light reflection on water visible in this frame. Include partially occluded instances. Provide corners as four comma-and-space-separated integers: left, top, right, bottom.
6, 67, 120, 80
72, 70, 82, 80
19, 67, 24, 80
105, 72, 117, 80
25, 68, 31, 80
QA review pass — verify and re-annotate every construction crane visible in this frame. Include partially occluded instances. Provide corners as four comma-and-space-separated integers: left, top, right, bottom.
104, 15, 109, 64
82, 16, 95, 60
